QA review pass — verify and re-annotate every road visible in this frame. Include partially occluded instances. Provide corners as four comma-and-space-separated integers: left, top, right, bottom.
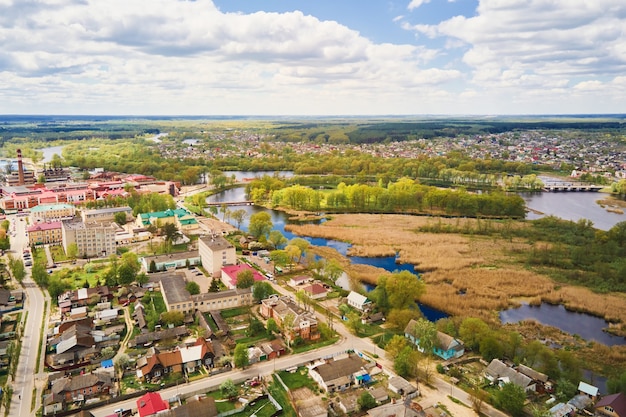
6, 215, 50, 417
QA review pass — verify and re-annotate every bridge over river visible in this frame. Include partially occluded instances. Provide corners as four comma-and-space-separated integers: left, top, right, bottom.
543, 182, 602, 192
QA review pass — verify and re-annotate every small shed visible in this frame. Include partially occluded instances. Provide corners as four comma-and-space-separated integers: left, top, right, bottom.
388, 376, 417, 396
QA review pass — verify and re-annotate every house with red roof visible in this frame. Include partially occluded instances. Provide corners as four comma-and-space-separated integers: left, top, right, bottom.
301, 283, 329, 300
220, 264, 266, 290
136, 392, 169, 417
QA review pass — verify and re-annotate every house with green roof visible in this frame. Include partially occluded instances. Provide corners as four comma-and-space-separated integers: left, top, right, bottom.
136, 208, 198, 231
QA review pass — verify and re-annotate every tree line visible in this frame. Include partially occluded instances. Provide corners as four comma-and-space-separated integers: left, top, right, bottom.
247, 177, 526, 218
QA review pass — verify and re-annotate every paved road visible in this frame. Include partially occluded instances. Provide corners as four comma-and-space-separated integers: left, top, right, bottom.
6, 215, 49, 417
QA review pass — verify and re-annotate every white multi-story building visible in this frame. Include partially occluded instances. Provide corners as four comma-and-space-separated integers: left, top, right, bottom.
198, 235, 236, 277
62, 220, 117, 258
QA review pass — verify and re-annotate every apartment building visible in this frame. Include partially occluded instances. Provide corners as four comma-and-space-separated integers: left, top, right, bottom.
61, 220, 117, 258
198, 235, 236, 277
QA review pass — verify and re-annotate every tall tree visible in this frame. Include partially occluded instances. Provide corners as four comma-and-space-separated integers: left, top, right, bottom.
459, 317, 490, 351
236, 269, 254, 289
412, 318, 438, 355
268, 230, 288, 250
495, 383, 526, 417
252, 281, 274, 302
382, 271, 425, 310
230, 209, 247, 230
160, 223, 181, 252
233, 343, 249, 369
248, 212, 272, 240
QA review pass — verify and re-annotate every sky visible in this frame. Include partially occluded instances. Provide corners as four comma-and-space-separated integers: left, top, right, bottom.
1, 0, 625, 116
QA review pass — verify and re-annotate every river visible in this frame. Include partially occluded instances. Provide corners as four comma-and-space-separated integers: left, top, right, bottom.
207, 175, 626, 342
523, 191, 625, 231
500, 303, 625, 346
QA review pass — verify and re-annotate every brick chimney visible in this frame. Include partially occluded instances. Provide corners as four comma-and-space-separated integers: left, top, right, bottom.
17, 148, 24, 185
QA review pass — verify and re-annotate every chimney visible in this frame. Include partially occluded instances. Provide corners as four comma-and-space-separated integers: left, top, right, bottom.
17, 149, 24, 185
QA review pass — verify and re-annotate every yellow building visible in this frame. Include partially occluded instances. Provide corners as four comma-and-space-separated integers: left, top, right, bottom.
27, 221, 63, 246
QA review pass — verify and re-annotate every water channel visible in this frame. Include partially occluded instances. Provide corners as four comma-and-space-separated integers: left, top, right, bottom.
207, 173, 626, 343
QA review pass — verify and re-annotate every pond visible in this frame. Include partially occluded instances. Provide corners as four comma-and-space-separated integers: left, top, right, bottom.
499, 302, 626, 346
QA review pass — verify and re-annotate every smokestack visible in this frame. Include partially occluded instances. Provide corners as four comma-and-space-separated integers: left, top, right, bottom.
17, 148, 24, 185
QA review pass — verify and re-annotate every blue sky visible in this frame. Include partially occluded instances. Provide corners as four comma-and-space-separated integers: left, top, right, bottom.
0, 0, 624, 115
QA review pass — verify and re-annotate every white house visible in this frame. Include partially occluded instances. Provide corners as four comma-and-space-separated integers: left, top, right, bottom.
347, 291, 371, 312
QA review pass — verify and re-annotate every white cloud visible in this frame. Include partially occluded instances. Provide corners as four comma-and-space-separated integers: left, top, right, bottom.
407, 0, 431, 11
1, 0, 625, 114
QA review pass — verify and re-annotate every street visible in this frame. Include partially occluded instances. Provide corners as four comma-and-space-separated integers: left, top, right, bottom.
5, 215, 49, 417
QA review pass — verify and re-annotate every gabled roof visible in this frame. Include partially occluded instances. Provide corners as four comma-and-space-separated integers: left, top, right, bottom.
517, 364, 548, 383
347, 291, 369, 306
595, 393, 626, 417
485, 359, 532, 389
404, 319, 463, 351
302, 283, 328, 296
312, 355, 365, 383
578, 381, 599, 396
137, 392, 169, 417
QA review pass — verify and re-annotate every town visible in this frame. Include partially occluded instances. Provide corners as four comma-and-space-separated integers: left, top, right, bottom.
0, 121, 624, 417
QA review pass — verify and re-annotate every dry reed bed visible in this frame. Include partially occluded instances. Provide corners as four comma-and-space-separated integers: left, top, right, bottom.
289, 213, 626, 336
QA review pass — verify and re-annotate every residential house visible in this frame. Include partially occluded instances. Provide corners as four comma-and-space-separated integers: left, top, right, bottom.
50, 373, 112, 403
260, 294, 319, 341
57, 286, 112, 309
154, 396, 218, 417
137, 392, 169, 417
301, 283, 329, 300
595, 393, 626, 417
27, 221, 63, 246
198, 234, 236, 277
50, 323, 95, 355
517, 364, 549, 393
346, 291, 371, 312
309, 354, 368, 393
404, 319, 465, 360
137, 338, 215, 381
220, 264, 266, 290
485, 359, 535, 392
129, 326, 189, 348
